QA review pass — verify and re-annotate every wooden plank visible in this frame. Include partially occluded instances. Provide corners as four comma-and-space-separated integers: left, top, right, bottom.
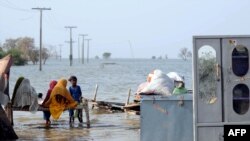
91, 84, 98, 109
123, 103, 140, 108
123, 103, 140, 112
82, 99, 90, 128
93, 101, 125, 106
126, 89, 131, 105
90, 101, 125, 111
93, 84, 98, 102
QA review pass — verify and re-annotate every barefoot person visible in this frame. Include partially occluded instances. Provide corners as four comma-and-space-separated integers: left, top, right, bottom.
41, 80, 57, 126
68, 76, 83, 123
45, 79, 77, 120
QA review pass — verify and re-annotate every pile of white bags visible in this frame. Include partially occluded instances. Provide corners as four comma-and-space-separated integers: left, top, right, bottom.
140, 70, 175, 95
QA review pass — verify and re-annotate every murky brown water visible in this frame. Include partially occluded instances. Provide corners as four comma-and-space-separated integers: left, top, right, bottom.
8, 59, 191, 140
14, 110, 140, 141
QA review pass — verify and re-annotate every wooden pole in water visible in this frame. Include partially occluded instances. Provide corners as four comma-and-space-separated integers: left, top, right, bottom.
83, 98, 90, 128
124, 89, 131, 112
92, 84, 98, 109
126, 88, 131, 106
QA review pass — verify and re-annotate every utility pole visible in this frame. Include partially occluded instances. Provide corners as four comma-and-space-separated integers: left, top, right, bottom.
85, 39, 91, 63
32, 7, 51, 71
65, 26, 77, 66
65, 41, 76, 65
78, 36, 80, 62
79, 34, 88, 64
58, 44, 62, 61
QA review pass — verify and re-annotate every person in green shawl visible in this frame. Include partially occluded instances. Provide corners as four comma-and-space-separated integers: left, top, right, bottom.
173, 81, 188, 95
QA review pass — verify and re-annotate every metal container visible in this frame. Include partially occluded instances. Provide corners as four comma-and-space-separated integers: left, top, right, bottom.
140, 94, 193, 141
193, 35, 250, 141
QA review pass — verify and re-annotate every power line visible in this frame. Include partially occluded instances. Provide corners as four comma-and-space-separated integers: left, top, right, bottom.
45, 13, 64, 31
19, 15, 34, 21
32, 7, 51, 71
0, 1, 32, 13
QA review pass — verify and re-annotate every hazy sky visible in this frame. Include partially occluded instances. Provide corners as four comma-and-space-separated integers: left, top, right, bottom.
1, 0, 250, 58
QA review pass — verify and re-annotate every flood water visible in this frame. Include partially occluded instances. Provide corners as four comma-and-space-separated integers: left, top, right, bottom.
8, 58, 192, 141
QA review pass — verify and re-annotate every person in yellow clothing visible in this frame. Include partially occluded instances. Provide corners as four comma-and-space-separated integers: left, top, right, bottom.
44, 79, 77, 120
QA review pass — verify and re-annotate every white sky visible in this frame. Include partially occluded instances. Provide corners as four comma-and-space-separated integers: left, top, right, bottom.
1, 0, 250, 58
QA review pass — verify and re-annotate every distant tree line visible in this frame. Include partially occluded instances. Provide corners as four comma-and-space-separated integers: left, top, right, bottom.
151, 47, 192, 60
0, 37, 50, 65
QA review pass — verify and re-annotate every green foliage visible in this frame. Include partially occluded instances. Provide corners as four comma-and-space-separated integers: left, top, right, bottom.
1, 37, 51, 65
198, 52, 217, 102
6, 49, 27, 66
0, 48, 5, 59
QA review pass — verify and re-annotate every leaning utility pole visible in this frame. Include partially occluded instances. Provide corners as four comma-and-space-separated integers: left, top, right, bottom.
79, 34, 88, 64
32, 7, 51, 71
85, 39, 91, 63
65, 26, 77, 66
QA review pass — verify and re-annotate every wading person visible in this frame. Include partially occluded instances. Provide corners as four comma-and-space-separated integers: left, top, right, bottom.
68, 76, 83, 123
44, 79, 77, 120
42, 80, 57, 126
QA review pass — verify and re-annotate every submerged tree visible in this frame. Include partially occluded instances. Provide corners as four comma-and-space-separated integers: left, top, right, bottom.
41, 48, 50, 64
1, 37, 35, 65
2, 38, 18, 50
6, 49, 27, 66
103, 52, 111, 59
178, 47, 192, 61
16, 37, 35, 60
28, 49, 39, 65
